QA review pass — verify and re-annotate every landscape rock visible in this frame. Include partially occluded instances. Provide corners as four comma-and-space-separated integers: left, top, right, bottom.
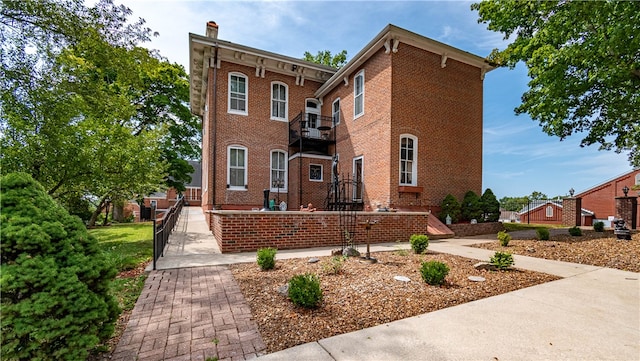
468, 276, 486, 282
331, 249, 343, 256
474, 262, 498, 271
393, 275, 411, 282
308, 257, 320, 263
277, 284, 289, 296
343, 247, 361, 257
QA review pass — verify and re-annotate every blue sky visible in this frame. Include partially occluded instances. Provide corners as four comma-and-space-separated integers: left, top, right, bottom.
117, 0, 633, 199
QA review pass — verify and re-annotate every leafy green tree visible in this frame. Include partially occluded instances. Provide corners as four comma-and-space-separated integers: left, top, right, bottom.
480, 188, 500, 222
1, 0, 200, 224
529, 191, 548, 201
439, 193, 461, 223
303, 49, 348, 68
499, 196, 529, 212
1, 172, 119, 360
472, 0, 640, 166
461, 190, 482, 222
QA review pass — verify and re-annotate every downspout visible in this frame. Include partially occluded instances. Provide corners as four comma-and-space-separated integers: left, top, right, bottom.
211, 44, 219, 209
299, 111, 303, 207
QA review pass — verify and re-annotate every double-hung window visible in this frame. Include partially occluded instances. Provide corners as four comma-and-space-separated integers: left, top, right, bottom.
354, 70, 364, 118
228, 146, 247, 190
332, 98, 340, 125
270, 150, 287, 192
400, 135, 417, 186
229, 73, 247, 115
271, 82, 288, 121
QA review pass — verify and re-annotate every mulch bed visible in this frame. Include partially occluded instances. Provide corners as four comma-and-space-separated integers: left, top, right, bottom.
471, 230, 640, 273
230, 251, 559, 353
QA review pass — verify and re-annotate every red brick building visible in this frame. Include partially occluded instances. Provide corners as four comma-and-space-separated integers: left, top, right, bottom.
143, 160, 202, 209
190, 23, 493, 219
575, 169, 640, 227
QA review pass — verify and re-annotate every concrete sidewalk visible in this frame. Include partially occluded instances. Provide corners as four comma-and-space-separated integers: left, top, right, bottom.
128, 207, 639, 361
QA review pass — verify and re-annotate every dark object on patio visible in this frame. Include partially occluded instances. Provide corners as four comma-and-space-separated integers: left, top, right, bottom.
613, 218, 632, 240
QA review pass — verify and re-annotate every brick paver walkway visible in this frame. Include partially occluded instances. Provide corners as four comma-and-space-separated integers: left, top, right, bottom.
112, 266, 266, 361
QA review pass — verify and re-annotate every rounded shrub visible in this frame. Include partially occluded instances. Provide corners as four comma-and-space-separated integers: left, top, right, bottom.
288, 273, 323, 308
536, 228, 550, 241
593, 221, 605, 232
497, 230, 511, 247
1, 173, 119, 360
490, 251, 514, 269
419, 261, 450, 285
568, 226, 582, 236
410, 234, 429, 254
256, 247, 277, 270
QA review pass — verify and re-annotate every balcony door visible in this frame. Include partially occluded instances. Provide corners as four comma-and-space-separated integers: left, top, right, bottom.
305, 99, 321, 139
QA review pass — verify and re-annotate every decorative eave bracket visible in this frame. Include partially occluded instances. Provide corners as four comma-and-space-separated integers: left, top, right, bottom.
384, 38, 400, 54
255, 57, 266, 78
441, 53, 448, 68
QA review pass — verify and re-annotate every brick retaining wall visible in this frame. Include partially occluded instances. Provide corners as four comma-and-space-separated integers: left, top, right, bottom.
448, 222, 504, 237
208, 211, 430, 253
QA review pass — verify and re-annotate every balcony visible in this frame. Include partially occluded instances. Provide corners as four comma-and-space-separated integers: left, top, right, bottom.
289, 112, 335, 154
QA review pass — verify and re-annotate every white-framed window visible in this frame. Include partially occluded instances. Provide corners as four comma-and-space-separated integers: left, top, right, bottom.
353, 156, 363, 201
399, 135, 418, 186
332, 98, 340, 125
635, 173, 640, 185
227, 146, 247, 190
309, 164, 323, 181
271, 82, 288, 121
546, 205, 553, 218
228, 72, 247, 115
354, 70, 364, 119
270, 150, 287, 192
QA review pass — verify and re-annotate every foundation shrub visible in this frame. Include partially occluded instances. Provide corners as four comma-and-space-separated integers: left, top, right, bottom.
409, 234, 429, 254
419, 261, 450, 285
288, 273, 322, 308
256, 247, 277, 270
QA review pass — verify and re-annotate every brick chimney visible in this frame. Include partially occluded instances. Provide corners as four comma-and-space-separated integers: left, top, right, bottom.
206, 21, 218, 39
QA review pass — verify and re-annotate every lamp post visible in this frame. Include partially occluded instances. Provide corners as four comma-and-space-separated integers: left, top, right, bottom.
569, 188, 575, 197
622, 185, 629, 197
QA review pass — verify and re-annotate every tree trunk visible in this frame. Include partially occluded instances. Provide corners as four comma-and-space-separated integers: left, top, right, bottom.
102, 201, 111, 226
87, 196, 108, 227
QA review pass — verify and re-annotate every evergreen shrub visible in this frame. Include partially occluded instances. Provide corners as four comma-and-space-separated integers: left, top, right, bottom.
1, 173, 119, 360
490, 251, 514, 269
288, 273, 323, 308
256, 247, 277, 270
497, 230, 511, 247
568, 226, 582, 236
409, 234, 429, 254
593, 221, 605, 232
536, 228, 550, 240
420, 261, 450, 285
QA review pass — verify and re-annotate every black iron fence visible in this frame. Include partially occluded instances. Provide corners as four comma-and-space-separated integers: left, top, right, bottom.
325, 176, 364, 251
152, 196, 185, 270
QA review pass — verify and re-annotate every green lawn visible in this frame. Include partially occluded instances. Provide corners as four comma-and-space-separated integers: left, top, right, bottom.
502, 222, 566, 232
89, 223, 153, 313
